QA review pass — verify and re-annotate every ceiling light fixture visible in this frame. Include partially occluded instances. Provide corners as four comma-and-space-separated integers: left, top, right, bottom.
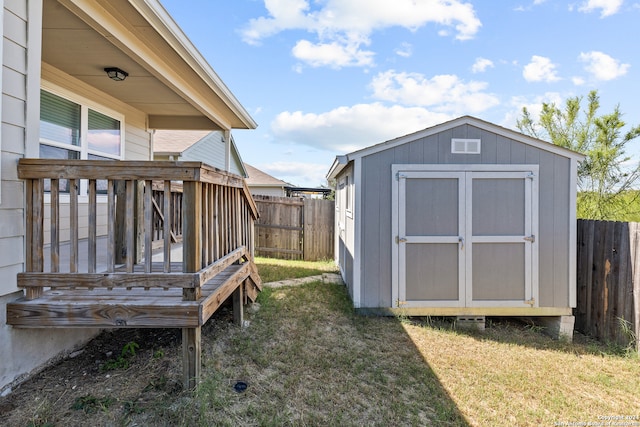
104, 67, 128, 81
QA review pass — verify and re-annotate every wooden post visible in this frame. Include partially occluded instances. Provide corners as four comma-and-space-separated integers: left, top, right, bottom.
233, 284, 244, 326
182, 180, 202, 390
115, 180, 127, 265
26, 179, 44, 299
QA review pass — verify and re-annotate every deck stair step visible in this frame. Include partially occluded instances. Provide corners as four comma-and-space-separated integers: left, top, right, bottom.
7, 248, 261, 329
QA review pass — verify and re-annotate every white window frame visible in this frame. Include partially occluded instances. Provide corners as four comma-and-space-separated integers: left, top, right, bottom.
345, 174, 353, 219
40, 82, 126, 200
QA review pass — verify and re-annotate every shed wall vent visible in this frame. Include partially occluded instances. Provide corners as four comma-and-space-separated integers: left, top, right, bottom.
451, 138, 481, 154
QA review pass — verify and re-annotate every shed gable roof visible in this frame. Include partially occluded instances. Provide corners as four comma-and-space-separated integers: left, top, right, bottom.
327, 115, 585, 179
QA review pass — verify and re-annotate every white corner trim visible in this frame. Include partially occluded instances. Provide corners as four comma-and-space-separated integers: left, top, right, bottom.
352, 158, 362, 308
569, 158, 578, 308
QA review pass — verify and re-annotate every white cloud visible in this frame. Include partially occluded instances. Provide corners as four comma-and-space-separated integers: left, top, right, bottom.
579, 51, 629, 80
578, 0, 624, 17
572, 76, 586, 85
523, 55, 561, 82
260, 161, 329, 187
241, 0, 481, 68
501, 92, 565, 129
271, 103, 452, 152
292, 39, 374, 68
471, 57, 494, 73
370, 70, 500, 114
395, 42, 413, 58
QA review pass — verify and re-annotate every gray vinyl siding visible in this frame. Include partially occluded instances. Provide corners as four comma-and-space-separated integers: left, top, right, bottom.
0, 1, 28, 296
0, 0, 100, 394
182, 132, 226, 169
180, 132, 244, 175
356, 123, 572, 309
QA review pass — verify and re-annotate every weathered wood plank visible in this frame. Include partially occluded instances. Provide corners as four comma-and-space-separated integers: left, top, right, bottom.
26, 179, 44, 300
182, 327, 201, 389
50, 179, 60, 273
144, 180, 153, 274
197, 246, 246, 285
201, 263, 250, 323
17, 272, 197, 289
69, 179, 79, 273
7, 301, 201, 328
107, 180, 116, 272
163, 181, 172, 272
233, 284, 244, 326
126, 180, 136, 273
88, 179, 97, 273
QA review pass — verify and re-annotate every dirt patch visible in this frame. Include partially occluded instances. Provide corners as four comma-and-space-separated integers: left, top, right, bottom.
0, 304, 236, 426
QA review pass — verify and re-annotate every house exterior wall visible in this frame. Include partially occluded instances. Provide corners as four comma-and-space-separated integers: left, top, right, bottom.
181, 132, 244, 176
39, 65, 152, 244
0, 0, 98, 395
182, 132, 225, 169
347, 123, 572, 309
248, 186, 286, 197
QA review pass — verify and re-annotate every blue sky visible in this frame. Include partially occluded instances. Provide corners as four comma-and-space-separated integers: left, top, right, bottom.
160, 0, 640, 187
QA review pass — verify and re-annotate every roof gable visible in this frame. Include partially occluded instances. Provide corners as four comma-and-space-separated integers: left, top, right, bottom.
153, 130, 247, 176
244, 164, 288, 187
327, 116, 585, 179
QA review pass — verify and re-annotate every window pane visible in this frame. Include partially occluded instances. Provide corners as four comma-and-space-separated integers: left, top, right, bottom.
40, 91, 81, 146
40, 144, 80, 160
40, 145, 79, 193
88, 109, 121, 156
88, 154, 114, 193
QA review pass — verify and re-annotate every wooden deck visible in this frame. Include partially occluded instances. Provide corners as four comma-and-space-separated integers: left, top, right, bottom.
7, 251, 261, 328
7, 159, 262, 389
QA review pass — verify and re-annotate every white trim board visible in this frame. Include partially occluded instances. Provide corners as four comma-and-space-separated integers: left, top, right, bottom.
392, 164, 540, 309
327, 116, 585, 180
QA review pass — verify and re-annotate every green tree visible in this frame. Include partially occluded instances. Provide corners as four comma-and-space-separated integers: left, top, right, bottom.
517, 90, 640, 220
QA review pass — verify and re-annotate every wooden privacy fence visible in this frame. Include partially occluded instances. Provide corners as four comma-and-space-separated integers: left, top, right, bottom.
576, 219, 640, 351
253, 195, 334, 261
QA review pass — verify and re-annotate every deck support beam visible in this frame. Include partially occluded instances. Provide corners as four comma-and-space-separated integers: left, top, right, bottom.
182, 326, 201, 390
233, 284, 244, 326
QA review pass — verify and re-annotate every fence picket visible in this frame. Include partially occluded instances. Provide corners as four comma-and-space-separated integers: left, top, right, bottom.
576, 219, 639, 351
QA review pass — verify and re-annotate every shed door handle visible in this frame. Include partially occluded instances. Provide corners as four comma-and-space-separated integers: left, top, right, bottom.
458, 236, 464, 250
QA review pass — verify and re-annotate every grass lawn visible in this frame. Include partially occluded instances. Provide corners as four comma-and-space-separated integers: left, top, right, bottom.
3, 258, 639, 426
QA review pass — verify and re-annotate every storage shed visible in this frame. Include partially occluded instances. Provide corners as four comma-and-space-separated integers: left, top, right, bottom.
327, 116, 585, 338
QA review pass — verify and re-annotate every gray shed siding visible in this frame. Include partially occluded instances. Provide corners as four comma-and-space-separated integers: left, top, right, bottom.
358, 123, 571, 309
336, 163, 355, 298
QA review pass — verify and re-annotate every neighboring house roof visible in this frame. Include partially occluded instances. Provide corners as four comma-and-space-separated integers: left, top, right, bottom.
327, 115, 586, 180
244, 164, 289, 188
42, 0, 256, 131
153, 130, 212, 156
153, 130, 247, 177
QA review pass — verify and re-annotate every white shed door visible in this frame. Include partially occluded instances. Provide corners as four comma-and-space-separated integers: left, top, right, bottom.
393, 167, 538, 308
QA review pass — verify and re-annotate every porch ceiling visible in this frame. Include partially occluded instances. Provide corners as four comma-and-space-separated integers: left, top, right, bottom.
42, 0, 256, 131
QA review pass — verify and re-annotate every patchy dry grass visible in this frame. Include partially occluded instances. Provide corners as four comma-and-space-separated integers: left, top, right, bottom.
402, 318, 640, 426
254, 256, 338, 283
2, 259, 639, 426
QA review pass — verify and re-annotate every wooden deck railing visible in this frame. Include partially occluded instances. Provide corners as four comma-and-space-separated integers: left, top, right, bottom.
10, 159, 261, 388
